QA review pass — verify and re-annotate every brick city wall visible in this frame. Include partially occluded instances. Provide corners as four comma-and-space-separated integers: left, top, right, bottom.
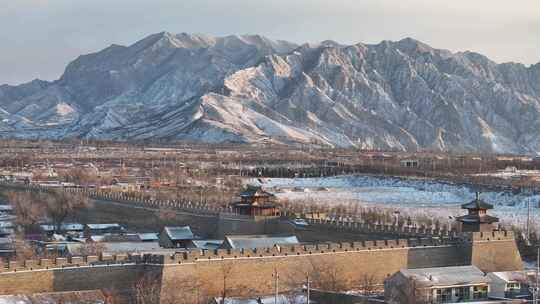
0, 183, 459, 240
467, 231, 524, 273
158, 238, 469, 301
0, 231, 522, 303
306, 218, 456, 238
1, 183, 452, 241
159, 231, 521, 301
0, 255, 157, 296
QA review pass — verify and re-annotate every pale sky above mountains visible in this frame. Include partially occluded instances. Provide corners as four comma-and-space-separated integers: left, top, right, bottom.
1, 0, 539, 85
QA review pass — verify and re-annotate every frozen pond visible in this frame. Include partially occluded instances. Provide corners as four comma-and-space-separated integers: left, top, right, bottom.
249, 175, 540, 227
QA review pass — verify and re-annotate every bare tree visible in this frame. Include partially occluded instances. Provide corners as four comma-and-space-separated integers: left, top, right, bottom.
77, 242, 105, 256
360, 273, 377, 296
307, 257, 347, 292
219, 261, 235, 303
14, 238, 38, 261
163, 273, 206, 304
386, 276, 430, 304
60, 167, 98, 188
158, 208, 177, 226
7, 191, 43, 232
132, 271, 205, 304
101, 288, 122, 304
134, 273, 162, 304
281, 267, 305, 304
41, 190, 89, 233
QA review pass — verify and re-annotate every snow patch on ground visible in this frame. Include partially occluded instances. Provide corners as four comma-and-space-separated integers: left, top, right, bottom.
249, 175, 540, 227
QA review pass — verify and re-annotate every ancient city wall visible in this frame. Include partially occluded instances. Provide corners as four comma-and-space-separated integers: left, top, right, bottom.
156, 231, 520, 300
159, 238, 470, 300
306, 218, 456, 238
467, 231, 524, 272
0, 183, 524, 303
0, 254, 157, 296
0, 217, 521, 302
1, 183, 454, 240
0, 183, 461, 236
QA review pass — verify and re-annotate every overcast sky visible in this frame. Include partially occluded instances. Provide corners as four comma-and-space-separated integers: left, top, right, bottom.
1, 0, 539, 85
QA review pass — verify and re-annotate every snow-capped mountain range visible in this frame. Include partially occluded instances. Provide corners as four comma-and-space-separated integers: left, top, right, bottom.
2, 32, 540, 153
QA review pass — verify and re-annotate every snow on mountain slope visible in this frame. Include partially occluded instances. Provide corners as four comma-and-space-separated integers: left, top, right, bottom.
1, 33, 540, 153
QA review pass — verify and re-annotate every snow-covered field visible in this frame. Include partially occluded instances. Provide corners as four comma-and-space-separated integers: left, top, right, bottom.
474, 168, 540, 180
250, 175, 540, 227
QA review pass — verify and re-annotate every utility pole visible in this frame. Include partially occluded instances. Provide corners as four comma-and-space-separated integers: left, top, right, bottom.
239, 160, 242, 177
394, 210, 400, 227
306, 274, 310, 304
534, 246, 540, 304
527, 191, 531, 241
531, 246, 539, 304
273, 268, 279, 304
536, 246, 539, 304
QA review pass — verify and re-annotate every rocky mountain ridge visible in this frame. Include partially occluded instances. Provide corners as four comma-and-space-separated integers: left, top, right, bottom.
1, 32, 540, 153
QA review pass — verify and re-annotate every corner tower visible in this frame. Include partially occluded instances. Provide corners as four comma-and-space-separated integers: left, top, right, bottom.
456, 193, 499, 232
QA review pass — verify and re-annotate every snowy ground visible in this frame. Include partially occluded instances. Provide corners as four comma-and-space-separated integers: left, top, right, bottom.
249, 175, 540, 228
473, 168, 540, 180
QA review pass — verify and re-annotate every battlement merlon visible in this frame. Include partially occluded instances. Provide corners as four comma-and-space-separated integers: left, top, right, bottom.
0, 254, 139, 273
459, 230, 516, 242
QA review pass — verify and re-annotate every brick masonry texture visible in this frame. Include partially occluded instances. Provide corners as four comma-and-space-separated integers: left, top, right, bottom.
0, 231, 523, 303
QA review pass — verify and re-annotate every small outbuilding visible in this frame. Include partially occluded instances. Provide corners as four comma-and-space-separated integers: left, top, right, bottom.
40, 223, 84, 236
159, 226, 195, 248
85, 223, 125, 236
385, 265, 491, 304
220, 235, 299, 250
188, 239, 224, 250
487, 271, 532, 299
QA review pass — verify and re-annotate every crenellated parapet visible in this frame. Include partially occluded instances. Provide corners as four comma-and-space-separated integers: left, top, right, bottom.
0, 253, 140, 273
459, 230, 515, 242
156, 236, 459, 264
0, 232, 522, 301
0, 230, 517, 274
306, 218, 457, 238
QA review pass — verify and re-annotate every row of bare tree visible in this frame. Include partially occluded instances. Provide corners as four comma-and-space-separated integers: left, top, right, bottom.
7, 190, 88, 234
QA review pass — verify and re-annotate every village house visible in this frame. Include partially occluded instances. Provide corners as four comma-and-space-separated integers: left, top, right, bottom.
188, 239, 224, 250
85, 223, 125, 236
385, 265, 491, 303
0, 205, 14, 237
67, 241, 164, 256
106, 182, 138, 192
11, 171, 32, 184
487, 271, 533, 300
137, 233, 159, 242
0, 237, 15, 257
87, 233, 141, 243
220, 235, 299, 250
400, 159, 419, 168
158, 226, 195, 248
40, 223, 85, 237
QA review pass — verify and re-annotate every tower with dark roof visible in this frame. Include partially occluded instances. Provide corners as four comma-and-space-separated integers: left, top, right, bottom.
232, 185, 280, 217
456, 193, 499, 232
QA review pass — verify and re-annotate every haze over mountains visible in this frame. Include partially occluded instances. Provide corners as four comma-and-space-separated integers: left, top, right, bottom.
1, 32, 540, 153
